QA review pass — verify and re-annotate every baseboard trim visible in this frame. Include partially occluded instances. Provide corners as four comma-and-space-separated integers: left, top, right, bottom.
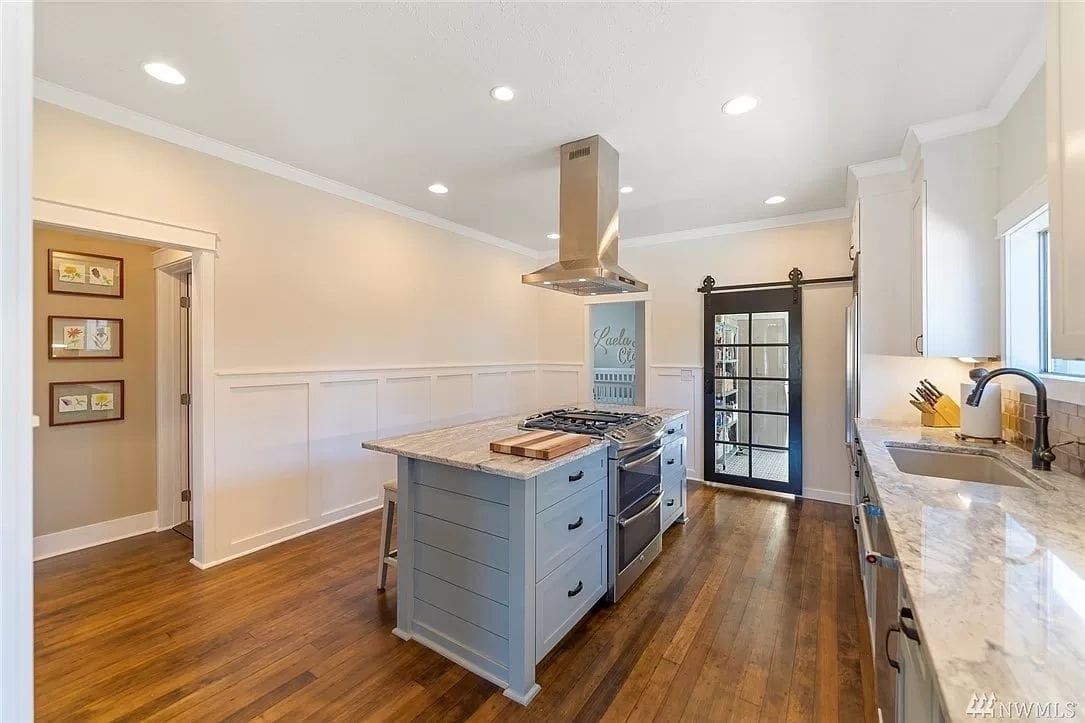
190, 501, 382, 570
690, 477, 849, 506
802, 487, 852, 506
34, 510, 159, 561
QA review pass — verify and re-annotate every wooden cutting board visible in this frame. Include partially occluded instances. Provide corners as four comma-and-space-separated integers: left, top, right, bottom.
490, 430, 593, 460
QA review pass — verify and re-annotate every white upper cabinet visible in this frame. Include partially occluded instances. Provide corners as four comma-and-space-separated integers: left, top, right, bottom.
1047, 1, 1085, 360
855, 169, 917, 357
908, 130, 1001, 359
850, 131, 1000, 360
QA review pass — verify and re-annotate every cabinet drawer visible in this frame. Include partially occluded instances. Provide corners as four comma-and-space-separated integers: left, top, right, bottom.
662, 440, 685, 485
536, 478, 607, 581
536, 531, 607, 662
536, 449, 607, 512
662, 468, 684, 529
661, 417, 686, 446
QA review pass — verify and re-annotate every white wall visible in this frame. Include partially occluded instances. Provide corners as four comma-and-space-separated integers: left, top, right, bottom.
998, 68, 1045, 211
539, 218, 858, 504
34, 102, 549, 565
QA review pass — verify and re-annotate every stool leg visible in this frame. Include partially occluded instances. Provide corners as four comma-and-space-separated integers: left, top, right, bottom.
377, 496, 393, 590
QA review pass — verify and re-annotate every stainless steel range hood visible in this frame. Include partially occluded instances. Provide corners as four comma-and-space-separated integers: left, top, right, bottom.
523, 135, 647, 295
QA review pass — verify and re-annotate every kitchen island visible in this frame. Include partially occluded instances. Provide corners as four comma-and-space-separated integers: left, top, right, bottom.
363, 407, 688, 704
855, 420, 1085, 722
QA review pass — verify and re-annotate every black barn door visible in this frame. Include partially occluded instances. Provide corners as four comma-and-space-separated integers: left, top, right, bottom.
703, 287, 802, 495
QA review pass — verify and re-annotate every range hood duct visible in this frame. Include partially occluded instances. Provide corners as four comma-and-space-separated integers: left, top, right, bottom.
522, 135, 647, 295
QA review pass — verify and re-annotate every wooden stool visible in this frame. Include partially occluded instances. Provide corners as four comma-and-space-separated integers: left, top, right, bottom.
376, 479, 398, 590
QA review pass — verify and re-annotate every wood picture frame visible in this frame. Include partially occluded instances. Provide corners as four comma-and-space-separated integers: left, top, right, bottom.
48, 249, 124, 298
49, 380, 125, 427
47, 316, 124, 360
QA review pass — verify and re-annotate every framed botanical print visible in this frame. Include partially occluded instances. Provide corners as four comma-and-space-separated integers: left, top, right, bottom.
48, 316, 124, 360
49, 380, 125, 426
48, 249, 124, 298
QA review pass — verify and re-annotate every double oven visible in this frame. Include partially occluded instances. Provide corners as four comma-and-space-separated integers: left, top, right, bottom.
607, 435, 665, 602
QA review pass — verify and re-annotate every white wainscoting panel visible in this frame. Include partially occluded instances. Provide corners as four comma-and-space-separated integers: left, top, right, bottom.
216, 381, 311, 550
208, 363, 545, 566
433, 373, 475, 427
509, 370, 537, 414
380, 375, 432, 438
474, 371, 510, 420
647, 366, 703, 480
311, 378, 382, 518
537, 364, 582, 409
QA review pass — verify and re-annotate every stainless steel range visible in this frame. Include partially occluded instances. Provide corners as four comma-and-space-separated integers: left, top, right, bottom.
522, 408, 667, 601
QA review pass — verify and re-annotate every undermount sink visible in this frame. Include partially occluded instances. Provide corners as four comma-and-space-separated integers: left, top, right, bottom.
885, 445, 1037, 489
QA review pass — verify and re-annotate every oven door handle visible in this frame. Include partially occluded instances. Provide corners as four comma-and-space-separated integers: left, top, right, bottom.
618, 488, 664, 528
618, 446, 663, 472
858, 502, 897, 569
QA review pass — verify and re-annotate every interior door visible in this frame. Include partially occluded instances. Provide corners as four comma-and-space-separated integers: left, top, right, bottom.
703, 287, 803, 495
179, 273, 192, 532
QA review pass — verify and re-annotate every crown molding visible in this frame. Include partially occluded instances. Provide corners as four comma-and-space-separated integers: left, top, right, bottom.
620, 207, 850, 249
33, 79, 543, 260
846, 22, 1044, 212
907, 21, 1044, 147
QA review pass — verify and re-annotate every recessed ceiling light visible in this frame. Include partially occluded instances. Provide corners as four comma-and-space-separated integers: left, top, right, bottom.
764, 195, 786, 205
547, 233, 560, 240
428, 183, 449, 195
621, 290, 630, 293
722, 95, 759, 115
490, 85, 515, 101
543, 281, 552, 285
620, 186, 634, 194
578, 278, 588, 282
142, 61, 185, 85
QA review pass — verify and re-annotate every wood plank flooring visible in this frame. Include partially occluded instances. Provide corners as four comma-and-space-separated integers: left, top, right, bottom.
34, 483, 876, 722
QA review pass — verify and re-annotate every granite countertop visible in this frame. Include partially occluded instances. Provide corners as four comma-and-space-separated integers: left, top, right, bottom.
363, 406, 688, 480
855, 420, 1085, 721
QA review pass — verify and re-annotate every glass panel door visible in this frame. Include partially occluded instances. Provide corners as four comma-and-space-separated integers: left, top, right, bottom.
704, 288, 802, 495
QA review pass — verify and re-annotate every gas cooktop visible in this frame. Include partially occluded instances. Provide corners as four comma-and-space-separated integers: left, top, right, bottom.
521, 408, 666, 451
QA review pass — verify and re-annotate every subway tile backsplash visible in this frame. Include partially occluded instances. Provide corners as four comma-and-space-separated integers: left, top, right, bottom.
1002, 387, 1085, 478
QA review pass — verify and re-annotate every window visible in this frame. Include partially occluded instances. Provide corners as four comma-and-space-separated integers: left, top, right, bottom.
1041, 228, 1085, 376
1005, 208, 1085, 378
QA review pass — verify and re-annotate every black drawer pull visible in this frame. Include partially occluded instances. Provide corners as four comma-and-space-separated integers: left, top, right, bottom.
666, 458, 676, 465
666, 428, 676, 434
567, 516, 584, 531
568, 580, 583, 597
666, 498, 675, 507
568, 470, 584, 482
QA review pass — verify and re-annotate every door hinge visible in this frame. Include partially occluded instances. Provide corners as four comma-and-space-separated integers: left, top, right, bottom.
180, 296, 191, 308
181, 489, 191, 502
180, 393, 191, 406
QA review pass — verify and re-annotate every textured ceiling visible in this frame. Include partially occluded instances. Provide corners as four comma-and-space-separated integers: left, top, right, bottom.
35, 2, 1041, 250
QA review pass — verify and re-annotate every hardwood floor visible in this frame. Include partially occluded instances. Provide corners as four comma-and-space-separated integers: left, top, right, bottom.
34, 483, 876, 722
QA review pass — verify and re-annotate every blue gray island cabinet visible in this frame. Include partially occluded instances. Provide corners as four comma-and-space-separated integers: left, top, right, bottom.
363, 408, 688, 705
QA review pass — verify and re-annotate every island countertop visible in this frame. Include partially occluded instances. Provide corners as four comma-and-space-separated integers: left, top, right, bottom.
363, 406, 688, 480
855, 419, 1085, 721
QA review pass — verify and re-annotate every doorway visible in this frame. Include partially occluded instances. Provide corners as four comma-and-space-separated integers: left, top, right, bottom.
588, 300, 645, 406
154, 258, 194, 544
703, 287, 803, 495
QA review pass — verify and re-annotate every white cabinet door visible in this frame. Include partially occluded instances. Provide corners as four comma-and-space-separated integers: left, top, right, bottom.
1048, 1, 1085, 360
910, 179, 927, 356
859, 186, 916, 356
908, 132, 1000, 359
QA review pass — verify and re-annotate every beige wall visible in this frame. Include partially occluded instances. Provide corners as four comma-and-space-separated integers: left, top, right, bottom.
33, 101, 549, 558
998, 68, 1045, 209
538, 219, 860, 500
33, 228, 156, 536
34, 102, 542, 371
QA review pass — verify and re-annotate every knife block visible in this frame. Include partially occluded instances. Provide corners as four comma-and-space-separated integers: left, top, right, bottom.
921, 396, 961, 428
